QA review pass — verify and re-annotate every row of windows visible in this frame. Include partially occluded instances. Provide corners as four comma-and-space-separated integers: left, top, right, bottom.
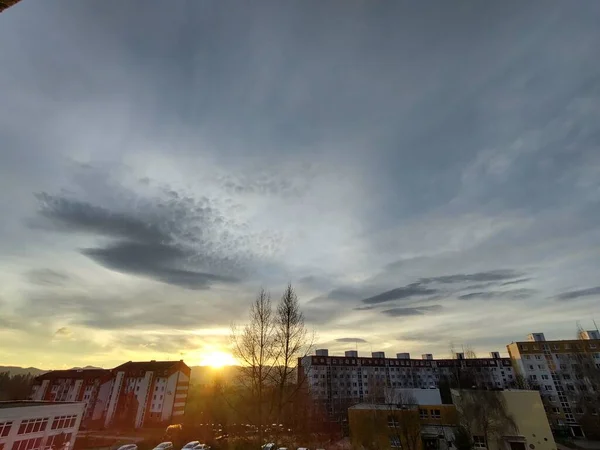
51, 416, 77, 430
18, 418, 48, 435
13, 437, 43, 450
419, 409, 441, 419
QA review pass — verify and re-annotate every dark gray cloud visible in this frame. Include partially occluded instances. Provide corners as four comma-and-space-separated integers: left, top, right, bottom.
556, 286, 600, 301
33, 190, 245, 289
361, 283, 438, 305
500, 278, 532, 286
381, 304, 443, 317
457, 289, 536, 301
419, 270, 524, 285
335, 337, 368, 343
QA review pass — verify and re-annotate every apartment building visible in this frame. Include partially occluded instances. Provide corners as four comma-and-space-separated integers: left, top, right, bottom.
299, 349, 515, 421
507, 331, 600, 438
30, 360, 191, 429
0, 401, 84, 450
349, 389, 555, 450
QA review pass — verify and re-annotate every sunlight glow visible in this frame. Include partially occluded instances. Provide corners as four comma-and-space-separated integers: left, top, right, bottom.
198, 351, 237, 368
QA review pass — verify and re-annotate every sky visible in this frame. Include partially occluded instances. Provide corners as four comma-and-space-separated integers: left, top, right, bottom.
1, 0, 600, 369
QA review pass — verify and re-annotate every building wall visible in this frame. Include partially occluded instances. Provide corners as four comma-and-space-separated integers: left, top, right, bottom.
301, 351, 515, 421
507, 334, 600, 437
0, 402, 84, 450
348, 404, 458, 450
502, 390, 556, 450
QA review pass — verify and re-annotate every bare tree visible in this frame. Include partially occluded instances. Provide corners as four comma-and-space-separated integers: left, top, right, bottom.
386, 390, 421, 450
231, 288, 278, 444
565, 328, 600, 438
453, 389, 517, 449
273, 283, 314, 425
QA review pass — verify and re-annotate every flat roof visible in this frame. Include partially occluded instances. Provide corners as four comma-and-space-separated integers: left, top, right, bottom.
0, 401, 82, 409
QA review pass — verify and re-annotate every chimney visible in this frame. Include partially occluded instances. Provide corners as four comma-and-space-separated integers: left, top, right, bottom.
396, 353, 410, 359
315, 349, 329, 357
372, 351, 385, 358
345, 350, 358, 358
490, 351, 500, 359
421, 354, 433, 360
455, 352, 465, 360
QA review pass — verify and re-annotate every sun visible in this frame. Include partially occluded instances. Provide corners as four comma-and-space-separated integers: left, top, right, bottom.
199, 351, 237, 368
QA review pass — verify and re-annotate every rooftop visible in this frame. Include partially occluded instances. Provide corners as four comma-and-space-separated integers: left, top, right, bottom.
0, 401, 82, 409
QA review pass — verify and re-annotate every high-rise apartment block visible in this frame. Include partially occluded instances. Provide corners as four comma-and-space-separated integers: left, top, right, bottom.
30, 360, 190, 429
299, 349, 515, 420
507, 331, 600, 438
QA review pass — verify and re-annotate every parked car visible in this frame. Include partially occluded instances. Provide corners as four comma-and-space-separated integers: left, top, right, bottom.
182, 442, 210, 450
262, 444, 277, 450
116, 445, 138, 450
153, 442, 174, 450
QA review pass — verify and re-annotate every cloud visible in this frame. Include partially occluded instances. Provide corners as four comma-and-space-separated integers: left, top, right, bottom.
381, 304, 443, 317
556, 286, 600, 301
500, 278, 532, 286
53, 327, 73, 339
419, 270, 524, 285
26, 269, 70, 287
335, 337, 368, 343
361, 284, 438, 305
33, 189, 246, 289
457, 289, 536, 300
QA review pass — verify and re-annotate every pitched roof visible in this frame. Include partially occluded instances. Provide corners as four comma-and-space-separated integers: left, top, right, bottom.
35, 368, 111, 381
112, 360, 190, 373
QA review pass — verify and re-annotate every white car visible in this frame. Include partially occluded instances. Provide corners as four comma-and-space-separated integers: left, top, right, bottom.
117, 445, 138, 450
153, 443, 174, 450
182, 443, 210, 450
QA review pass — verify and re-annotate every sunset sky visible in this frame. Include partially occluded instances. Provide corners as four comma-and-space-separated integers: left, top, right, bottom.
1, 0, 600, 369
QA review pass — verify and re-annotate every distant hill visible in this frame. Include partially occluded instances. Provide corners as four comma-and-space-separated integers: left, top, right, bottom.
0, 366, 47, 377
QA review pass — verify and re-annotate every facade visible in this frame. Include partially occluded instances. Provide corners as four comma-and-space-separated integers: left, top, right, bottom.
507, 331, 600, 438
0, 401, 84, 450
300, 349, 516, 420
451, 389, 556, 450
349, 389, 556, 450
30, 360, 191, 430
349, 399, 457, 450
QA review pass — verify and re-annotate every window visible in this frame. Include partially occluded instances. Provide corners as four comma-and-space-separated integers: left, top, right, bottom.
388, 415, 399, 427
430, 409, 441, 419
551, 407, 560, 413
538, 365, 544, 369
544, 385, 553, 391
528, 365, 534, 370
50, 416, 76, 431
473, 436, 486, 449
541, 375, 549, 380
567, 385, 575, 391
18, 418, 48, 435
46, 433, 72, 450
13, 438, 43, 450
563, 374, 571, 380
0, 421, 13, 437
419, 409, 428, 419
390, 436, 402, 448
535, 355, 542, 360
524, 355, 530, 359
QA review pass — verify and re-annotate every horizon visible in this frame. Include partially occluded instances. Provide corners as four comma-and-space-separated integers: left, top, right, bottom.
1, 1, 600, 368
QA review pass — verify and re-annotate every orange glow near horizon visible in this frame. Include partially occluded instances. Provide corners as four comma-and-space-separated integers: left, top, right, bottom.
198, 350, 237, 368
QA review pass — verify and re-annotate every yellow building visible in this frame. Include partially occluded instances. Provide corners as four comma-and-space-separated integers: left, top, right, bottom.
348, 403, 458, 450
349, 390, 556, 450
451, 389, 556, 450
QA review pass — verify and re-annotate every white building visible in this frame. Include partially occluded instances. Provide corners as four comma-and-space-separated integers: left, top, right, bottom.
0, 401, 84, 450
507, 331, 600, 438
300, 349, 515, 421
31, 360, 191, 430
